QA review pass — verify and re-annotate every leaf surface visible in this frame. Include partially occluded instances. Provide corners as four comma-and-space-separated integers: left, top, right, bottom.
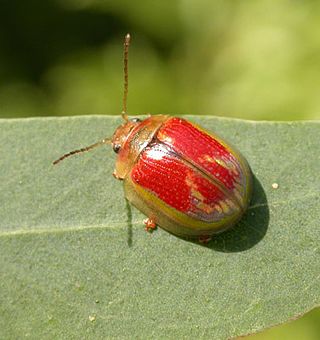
0, 116, 319, 339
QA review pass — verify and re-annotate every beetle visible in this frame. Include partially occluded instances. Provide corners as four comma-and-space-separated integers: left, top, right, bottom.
53, 34, 252, 241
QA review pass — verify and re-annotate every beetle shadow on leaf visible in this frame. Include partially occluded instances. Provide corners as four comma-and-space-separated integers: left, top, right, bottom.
203, 174, 269, 252
125, 198, 133, 247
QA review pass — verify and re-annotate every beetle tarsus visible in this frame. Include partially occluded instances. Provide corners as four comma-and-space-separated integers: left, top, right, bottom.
113, 171, 123, 180
144, 218, 157, 233
198, 235, 212, 244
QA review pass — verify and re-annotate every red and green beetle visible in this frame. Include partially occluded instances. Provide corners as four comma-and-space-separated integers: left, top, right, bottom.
54, 34, 252, 241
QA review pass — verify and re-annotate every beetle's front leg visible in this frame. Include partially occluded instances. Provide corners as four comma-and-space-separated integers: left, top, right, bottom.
113, 170, 123, 180
144, 217, 157, 233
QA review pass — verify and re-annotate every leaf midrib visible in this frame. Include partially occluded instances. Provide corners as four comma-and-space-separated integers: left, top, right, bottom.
1, 191, 317, 237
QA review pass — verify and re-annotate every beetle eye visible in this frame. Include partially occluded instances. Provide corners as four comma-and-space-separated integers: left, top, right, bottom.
113, 144, 121, 153
131, 117, 141, 123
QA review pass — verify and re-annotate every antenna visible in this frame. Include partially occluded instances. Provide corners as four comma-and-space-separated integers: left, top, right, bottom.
53, 138, 111, 165
53, 34, 131, 166
122, 33, 130, 121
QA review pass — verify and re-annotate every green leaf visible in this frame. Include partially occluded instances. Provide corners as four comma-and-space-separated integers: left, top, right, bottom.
0, 115, 319, 339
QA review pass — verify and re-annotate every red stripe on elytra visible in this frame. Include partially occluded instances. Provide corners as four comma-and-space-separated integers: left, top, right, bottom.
131, 143, 226, 220
156, 118, 241, 191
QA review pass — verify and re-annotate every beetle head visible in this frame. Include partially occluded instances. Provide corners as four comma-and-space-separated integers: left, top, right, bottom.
111, 118, 142, 154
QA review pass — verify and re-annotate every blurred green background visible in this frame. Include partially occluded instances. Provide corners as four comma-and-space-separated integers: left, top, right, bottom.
1, 0, 320, 120
0, 0, 319, 338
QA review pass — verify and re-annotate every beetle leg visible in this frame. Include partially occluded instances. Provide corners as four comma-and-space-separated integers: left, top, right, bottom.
113, 171, 123, 180
198, 235, 212, 244
143, 217, 157, 233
